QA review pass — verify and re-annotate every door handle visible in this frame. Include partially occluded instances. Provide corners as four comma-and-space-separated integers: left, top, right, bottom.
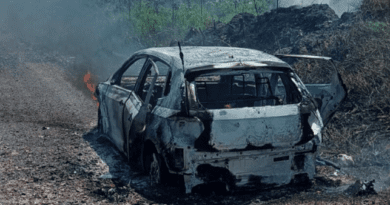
119, 100, 125, 106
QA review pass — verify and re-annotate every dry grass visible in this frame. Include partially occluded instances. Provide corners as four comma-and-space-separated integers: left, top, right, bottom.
293, 3, 390, 155
361, 0, 390, 20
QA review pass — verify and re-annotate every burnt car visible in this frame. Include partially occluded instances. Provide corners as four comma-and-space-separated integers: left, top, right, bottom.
95, 46, 347, 193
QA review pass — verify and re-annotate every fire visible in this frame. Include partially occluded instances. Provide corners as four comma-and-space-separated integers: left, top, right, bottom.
83, 71, 99, 107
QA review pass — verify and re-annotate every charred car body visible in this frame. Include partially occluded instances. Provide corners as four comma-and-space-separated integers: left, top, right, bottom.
95, 46, 347, 193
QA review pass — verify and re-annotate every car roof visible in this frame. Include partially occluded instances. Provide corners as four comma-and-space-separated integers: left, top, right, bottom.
134, 46, 291, 71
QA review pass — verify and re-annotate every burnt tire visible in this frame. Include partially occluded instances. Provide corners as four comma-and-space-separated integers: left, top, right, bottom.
145, 151, 171, 186
149, 153, 162, 186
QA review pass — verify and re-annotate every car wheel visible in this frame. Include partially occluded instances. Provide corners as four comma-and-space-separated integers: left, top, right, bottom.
149, 153, 162, 186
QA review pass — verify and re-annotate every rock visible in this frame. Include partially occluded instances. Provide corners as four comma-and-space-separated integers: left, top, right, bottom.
11, 150, 19, 156
344, 180, 377, 196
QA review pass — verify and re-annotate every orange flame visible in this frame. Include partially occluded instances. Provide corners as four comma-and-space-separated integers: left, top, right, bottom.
83, 71, 99, 107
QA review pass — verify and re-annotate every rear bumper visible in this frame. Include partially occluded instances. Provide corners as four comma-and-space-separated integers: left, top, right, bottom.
181, 142, 316, 193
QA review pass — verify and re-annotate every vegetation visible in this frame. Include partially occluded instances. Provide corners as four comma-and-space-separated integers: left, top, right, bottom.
293, 0, 390, 157
366, 21, 388, 32
122, 0, 270, 47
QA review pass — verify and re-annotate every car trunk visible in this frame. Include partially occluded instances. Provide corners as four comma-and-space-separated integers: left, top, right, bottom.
188, 69, 304, 151
208, 105, 302, 150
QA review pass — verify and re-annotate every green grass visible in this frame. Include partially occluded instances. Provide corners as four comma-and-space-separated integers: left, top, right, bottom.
366, 21, 388, 32
116, 0, 270, 47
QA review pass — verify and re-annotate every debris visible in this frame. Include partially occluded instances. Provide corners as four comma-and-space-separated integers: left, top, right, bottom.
42, 127, 50, 130
338, 154, 354, 162
316, 157, 341, 169
108, 188, 116, 195
314, 176, 341, 187
337, 154, 354, 166
344, 180, 377, 196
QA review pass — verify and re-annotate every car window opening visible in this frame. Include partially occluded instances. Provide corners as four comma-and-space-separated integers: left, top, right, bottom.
192, 71, 302, 109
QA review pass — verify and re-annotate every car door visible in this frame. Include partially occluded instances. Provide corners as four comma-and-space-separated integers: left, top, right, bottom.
275, 54, 347, 126
305, 71, 347, 126
124, 58, 160, 162
105, 57, 147, 153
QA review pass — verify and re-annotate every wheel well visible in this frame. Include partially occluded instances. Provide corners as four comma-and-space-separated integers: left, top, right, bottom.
143, 140, 158, 173
144, 140, 157, 156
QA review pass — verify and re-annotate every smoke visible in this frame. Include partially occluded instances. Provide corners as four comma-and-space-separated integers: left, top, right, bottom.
0, 0, 142, 82
0, 0, 364, 84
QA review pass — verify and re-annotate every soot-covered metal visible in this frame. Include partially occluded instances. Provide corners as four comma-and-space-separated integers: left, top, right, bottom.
95, 46, 347, 194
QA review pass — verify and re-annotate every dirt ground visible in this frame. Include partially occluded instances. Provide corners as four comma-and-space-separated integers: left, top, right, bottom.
1, 32, 390, 205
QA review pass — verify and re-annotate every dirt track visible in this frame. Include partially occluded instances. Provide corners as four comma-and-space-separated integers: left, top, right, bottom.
1, 32, 390, 204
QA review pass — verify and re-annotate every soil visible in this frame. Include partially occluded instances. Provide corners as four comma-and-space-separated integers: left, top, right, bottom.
1, 31, 390, 205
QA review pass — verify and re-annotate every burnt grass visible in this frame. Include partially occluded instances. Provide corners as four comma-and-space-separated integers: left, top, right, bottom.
2, 0, 390, 204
